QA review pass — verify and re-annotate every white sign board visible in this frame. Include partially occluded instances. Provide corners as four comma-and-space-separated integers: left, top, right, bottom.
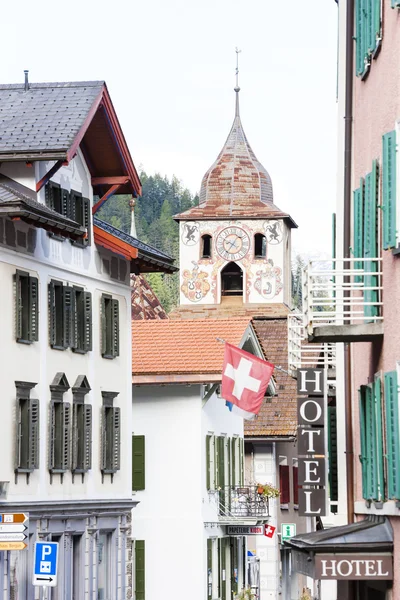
33, 542, 59, 587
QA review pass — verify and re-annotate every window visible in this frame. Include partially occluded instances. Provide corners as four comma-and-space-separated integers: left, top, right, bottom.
135, 540, 145, 600
292, 459, 298, 507
355, 0, 381, 78
101, 392, 121, 476
254, 233, 266, 258
101, 295, 119, 359
132, 435, 145, 491
207, 435, 244, 491
279, 459, 290, 505
207, 539, 212, 600
72, 376, 92, 476
98, 532, 113, 600
15, 382, 39, 475
328, 405, 338, 510
359, 377, 384, 502
201, 234, 212, 258
48, 281, 92, 352
15, 270, 39, 343
49, 373, 71, 477
384, 371, 400, 499
45, 182, 91, 244
382, 130, 396, 249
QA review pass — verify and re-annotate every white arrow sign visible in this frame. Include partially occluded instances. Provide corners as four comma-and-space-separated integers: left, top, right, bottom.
0, 533, 27, 542
0, 524, 26, 533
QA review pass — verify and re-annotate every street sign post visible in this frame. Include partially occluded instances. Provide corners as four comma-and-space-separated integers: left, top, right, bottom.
281, 523, 296, 542
33, 542, 59, 587
0, 513, 28, 550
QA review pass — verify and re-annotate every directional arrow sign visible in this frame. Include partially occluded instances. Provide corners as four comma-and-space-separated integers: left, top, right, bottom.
0, 513, 28, 524
33, 542, 58, 587
36, 577, 54, 583
0, 533, 26, 542
0, 524, 26, 533
0, 542, 27, 550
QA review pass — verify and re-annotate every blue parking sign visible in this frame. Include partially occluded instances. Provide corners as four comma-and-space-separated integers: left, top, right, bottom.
33, 541, 59, 587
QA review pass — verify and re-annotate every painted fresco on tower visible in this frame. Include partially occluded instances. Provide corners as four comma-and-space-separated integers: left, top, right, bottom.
181, 222, 200, 246
264, 220, 283, 245
181, 261, 211, 302
254, 259, 283, 299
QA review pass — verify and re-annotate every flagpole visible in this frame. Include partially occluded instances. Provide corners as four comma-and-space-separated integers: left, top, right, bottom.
215, 337, 290, 375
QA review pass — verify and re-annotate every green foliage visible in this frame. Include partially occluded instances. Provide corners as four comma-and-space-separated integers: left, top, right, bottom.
97, 171, 198, 313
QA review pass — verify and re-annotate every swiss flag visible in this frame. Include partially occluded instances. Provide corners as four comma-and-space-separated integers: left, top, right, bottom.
264, 524, 276, 538
221, 343, 274, 419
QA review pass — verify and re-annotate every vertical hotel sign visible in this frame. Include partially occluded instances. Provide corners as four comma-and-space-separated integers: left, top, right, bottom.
297, 369, 326, 516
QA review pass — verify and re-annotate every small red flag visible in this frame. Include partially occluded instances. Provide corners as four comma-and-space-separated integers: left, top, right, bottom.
264, 524, 276, 538
221, 343, 274, 419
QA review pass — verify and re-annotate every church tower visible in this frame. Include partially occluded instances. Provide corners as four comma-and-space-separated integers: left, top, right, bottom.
175, 83, 297, 310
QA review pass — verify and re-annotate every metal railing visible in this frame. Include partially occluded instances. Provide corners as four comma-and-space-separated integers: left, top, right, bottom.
302, 257, 383, 337
218, 486, 270, 521
288, 314, 336, 376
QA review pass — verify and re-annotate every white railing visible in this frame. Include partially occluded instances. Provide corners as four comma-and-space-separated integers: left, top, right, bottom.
302, 257, 383, 337
288, 314, 336, 377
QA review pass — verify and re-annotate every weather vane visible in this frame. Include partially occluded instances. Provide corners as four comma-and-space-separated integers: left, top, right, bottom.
235, 47, 241, 91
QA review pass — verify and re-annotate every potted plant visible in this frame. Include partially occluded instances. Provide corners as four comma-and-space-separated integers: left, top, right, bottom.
256, 482, 280, 499
234, 587, 256, 600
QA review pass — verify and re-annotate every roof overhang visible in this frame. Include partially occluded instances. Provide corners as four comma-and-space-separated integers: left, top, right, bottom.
173, 211, 298, 229
133, 373, 221, 385
94, 225, 138, 261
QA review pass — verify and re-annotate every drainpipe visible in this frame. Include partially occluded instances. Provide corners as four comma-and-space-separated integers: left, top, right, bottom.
343, 0, 354, 527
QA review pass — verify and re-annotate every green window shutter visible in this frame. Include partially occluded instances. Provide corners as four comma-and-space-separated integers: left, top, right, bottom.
374, 374, 384, 501
359, 387, 368, 499
83, 404, 92, 471
83, 292, 92, 352
217, 437, 225, 489
367, 0, 380, 54
355, 0, 365, 76
206, 435, 211, 491
28, 276, 39, 342
112, 299, 119, 357
132, 435, 145, 491
239, 438, 244, 486
220, 538, 226, 600
135, 540, 145, 600
382, 131, 397, 249
365, 385, 378, 499
231, 438, 236, 487
28, 398, 40, 470
48, 281, 57, 347
353, 181, 364, 277
112, 407, 121, 471
363, 162, 378, 319
384, 371, 400, 499
63, 286, 75, 349
328, 406, 338, 504
61, 402, 71, 472
207, 539, 212, 600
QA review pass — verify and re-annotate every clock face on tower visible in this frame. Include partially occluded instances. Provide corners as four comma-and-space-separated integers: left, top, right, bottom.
216, 227, 250, 261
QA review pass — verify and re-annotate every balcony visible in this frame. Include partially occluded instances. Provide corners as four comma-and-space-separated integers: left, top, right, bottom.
302, 258, 383, 343
217, 486, 270, 525
288, 314, 336, 377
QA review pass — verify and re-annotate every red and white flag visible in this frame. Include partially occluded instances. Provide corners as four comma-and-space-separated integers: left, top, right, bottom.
264, 524, 276, 539
221, 343, 274, 420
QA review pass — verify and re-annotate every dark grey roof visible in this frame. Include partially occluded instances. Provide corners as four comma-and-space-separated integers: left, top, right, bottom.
0, 175, 85, 238
93, 217, 177, 273
0, 81, 104, 157
285, 516, 393, 553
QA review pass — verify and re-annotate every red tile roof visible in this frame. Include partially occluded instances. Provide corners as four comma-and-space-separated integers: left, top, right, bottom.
132, 317, 251, 382
131, 274, 168, 321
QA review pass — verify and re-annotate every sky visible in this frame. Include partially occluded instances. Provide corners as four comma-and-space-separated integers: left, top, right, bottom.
0, 0, 338, 255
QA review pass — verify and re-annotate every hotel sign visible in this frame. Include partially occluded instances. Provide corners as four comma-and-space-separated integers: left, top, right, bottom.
297, 369, 326, 517
315, 554, 393, 580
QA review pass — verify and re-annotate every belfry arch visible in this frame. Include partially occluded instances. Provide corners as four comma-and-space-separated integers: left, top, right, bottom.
221, 262, 243, 301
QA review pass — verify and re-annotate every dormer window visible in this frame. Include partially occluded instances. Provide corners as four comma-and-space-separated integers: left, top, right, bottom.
254, 233, 267, 258
201, 234, 212, 258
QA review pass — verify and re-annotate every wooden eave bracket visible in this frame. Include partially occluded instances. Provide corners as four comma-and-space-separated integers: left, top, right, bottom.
92, 182, 128, 214
36, 159, 66, 192
202, 383, 219, 408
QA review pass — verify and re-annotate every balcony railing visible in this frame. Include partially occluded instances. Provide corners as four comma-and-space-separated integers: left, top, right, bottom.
217, 486, 270, 524
302, 258, 383, 342
288, 314, 336, 377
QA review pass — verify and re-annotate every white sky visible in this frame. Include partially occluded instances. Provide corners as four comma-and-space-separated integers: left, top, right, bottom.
1, 0, 338, 255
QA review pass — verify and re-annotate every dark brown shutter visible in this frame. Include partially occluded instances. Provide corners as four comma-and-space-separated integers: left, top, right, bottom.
28, 276, 39, 342
100, 296, 107, 356
82, 197, 91, 245
83, 404, 92, 471
83, 292, 92, 352
112, 299, 119, 357
15, 271, 23, 340
63, 286, 75, 349
29, 398, 40, 470
292, 465, 299, 505
279, 465, 290, 504
62, 189, 71, 219
48, 281, 57, 347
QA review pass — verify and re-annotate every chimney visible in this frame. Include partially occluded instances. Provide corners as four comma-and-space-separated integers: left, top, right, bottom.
24, 70, 29, 92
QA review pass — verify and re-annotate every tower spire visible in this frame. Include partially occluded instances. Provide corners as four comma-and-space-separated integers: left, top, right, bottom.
234, 47, 241, 117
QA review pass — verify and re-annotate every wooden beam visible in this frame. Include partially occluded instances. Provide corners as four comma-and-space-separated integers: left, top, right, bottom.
92, 183, 122, 214
92, 176, 129, 186
36, 160, 64, 192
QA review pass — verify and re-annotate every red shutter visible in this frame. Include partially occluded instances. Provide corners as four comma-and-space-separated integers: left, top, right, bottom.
279, 465, 290, 504
292, 466, 299, 505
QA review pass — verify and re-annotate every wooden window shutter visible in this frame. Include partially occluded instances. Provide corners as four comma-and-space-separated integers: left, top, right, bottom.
382, 131, 397, 249
384, 371, 400, 499
45, 182, 53, 210
28, 276, 39, 342
15, 271, 23, 340
83, 404, 92, 471
62, 189, 71, 219
292, 465, 298, 505
355, 0, 366, 76
63, 286, 75, 349
207, 539, 212, 600
367, 0, 380, 54
111, 299, 119, 357
61, 402, 71, 471
365, 385, 378, 499
327, 406, 338, 504
135, 540, 145, 600
359, 386, 368, 499
220, 538, 226, 600
217, 436, 225, 489
206, 435, 211, 491
239, 438, 244, 486
363, 163, 379, 319
112, 407, 121, 471
374, 374, 385, 501
83, 292, 92, 352
231, 438, 236, 487
48, 403, 56, 471
100, 295, 107, 356
100, 407, 107, 471
353, 183, 364, 273
28, 398, 40, 470
82, 197, 91, 245
132, 435, 145, 491
226, 437, 231, 488
48, 281, 57, 347
71, 404, 79, 471
279, 465, 290, 504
